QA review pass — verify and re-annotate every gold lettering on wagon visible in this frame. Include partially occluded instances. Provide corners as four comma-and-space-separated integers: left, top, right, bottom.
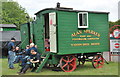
71, 43, 100, 46
71, 30, 101, 46
71, 30, 100, 37
72, 38, 99, 40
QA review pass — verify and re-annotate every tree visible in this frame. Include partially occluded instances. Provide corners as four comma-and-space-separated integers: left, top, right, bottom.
115, 19, 120, 25
109, 19, 120, 27
1, 1, 30, 29
109, 19, 120, 33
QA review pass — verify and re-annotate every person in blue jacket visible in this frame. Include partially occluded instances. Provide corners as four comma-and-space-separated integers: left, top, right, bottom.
7, 38, 16, 69
26, 43, 38, 55
13, 45, 30, 64
25, 45, 30, 55
18, 49, 41, 74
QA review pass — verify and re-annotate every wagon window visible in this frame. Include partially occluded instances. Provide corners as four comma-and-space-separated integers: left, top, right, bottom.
78, 12, 88, 28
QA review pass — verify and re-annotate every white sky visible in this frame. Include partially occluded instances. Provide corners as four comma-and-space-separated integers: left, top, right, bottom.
13, 0, 120, 21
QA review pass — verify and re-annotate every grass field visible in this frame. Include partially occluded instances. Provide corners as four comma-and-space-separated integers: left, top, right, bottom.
1, 58, 119, 75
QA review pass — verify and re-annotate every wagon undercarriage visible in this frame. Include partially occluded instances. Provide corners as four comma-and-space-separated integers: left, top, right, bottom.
36, 52, 106, 73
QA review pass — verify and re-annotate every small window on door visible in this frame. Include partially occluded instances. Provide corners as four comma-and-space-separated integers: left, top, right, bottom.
78, 12, 88, 28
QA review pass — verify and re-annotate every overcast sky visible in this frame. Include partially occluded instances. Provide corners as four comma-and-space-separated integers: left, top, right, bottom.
13, 0, 120, 21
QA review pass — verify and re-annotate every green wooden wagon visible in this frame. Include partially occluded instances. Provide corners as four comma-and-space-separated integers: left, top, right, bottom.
20, 3, 109, 72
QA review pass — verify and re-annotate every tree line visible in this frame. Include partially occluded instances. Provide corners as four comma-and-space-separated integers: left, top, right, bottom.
109, 20, 120, 27
109, 20, 120, 33
1, 0, 30, 29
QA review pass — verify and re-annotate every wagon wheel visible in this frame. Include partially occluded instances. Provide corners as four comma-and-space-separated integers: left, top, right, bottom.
60, 55, 76, 72
92, 54, 104, 68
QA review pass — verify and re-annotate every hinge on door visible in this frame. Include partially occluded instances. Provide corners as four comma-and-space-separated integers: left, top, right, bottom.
53, 24, 57, 27
54, 32, 56, 34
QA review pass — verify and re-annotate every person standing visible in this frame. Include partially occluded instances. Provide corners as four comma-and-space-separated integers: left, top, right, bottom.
8, 38, 16, 69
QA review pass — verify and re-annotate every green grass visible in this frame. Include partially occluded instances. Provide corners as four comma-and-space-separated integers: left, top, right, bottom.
1, 58, 119, 75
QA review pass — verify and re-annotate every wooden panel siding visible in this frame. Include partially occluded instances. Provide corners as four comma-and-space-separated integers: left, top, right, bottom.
57, 11, 109, 55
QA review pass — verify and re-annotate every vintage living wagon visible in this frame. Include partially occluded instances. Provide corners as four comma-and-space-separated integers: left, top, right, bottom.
20, 3, 109, 72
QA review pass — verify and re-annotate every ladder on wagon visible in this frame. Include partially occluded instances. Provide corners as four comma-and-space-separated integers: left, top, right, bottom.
36, 52, 51, 73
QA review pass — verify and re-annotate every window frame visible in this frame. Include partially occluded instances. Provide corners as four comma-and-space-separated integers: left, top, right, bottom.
78, 12, 88, 28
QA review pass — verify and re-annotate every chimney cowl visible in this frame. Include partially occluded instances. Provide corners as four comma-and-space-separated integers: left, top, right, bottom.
57, 2, 60, 8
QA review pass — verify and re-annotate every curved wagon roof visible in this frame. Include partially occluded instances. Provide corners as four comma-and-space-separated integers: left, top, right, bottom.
35, 7, 109, 15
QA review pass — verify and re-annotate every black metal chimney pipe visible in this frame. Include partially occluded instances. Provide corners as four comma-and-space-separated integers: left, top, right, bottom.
57, 2, 60, 8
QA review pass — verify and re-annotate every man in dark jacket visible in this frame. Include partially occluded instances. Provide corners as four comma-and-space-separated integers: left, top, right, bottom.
18, 49, 40, 74
26, 43, 38, 55
8, 38, 16, 69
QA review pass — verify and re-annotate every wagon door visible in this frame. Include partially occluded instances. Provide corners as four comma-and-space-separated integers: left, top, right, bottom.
49, 12, 57, 53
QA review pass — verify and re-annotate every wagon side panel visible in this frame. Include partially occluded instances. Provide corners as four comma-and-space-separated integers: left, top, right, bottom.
33, 15, 44, 54
88, 13, 109, 52
57, 11, 109, 55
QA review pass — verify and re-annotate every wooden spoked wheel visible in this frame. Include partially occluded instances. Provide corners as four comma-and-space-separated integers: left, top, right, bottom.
92, 55, 104, 68
60, 55, 76, 72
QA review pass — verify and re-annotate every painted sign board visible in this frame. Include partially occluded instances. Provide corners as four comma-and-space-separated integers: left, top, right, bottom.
110, 39, 120, 52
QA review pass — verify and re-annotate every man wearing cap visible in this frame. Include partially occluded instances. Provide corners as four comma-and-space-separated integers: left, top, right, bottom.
8, 38, 16, 69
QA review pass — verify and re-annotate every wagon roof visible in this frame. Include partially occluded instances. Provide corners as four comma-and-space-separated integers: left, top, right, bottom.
0, 24, 16, 28
0, 31, 21, 41
35, 8, 109, 15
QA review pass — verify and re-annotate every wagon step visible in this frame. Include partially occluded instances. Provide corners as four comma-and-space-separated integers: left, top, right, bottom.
36, 52, 51, 73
